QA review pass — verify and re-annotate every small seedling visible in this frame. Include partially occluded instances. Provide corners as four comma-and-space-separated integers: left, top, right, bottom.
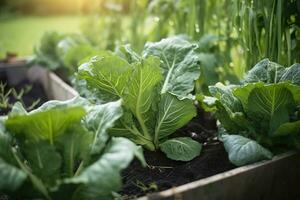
134, 180, 158, 193
0, 81, 41, 112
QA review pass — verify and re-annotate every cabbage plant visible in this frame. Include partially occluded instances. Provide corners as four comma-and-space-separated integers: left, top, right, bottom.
77, 36, 202, 161
0, 97, 144, 200
202, 59, 300, 166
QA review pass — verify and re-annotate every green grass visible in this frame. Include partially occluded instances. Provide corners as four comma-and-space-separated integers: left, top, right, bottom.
0, 15, 87, 59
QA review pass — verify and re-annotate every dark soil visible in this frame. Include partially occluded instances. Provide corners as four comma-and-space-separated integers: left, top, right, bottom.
0, 77, 48, 115
121, 107, 236, 199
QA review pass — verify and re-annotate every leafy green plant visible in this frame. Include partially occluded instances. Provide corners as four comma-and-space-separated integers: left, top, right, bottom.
29, 31, 65, 71
29, 31, 98, 75
77, 36, 202, 161
234, 0, 300, 68
0, 97, 145, 199
202, 59, 300, 166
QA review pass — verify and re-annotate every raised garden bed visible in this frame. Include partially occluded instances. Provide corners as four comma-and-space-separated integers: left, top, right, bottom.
121, 131, 300, 200
136, 151, 300, 200
2, 60, 300, 200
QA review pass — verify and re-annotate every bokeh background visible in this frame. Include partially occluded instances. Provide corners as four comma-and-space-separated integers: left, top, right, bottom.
0, 0, 299, 81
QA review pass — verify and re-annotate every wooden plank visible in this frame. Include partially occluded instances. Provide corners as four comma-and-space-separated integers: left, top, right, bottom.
48, 72, 78, 100
140, 152, 300, 200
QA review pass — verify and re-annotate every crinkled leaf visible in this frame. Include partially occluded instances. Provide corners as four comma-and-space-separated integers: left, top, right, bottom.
64, 137, 146, 200
222, 134, 273, 166
160, 137, 202, 161
77, 52, 132, 101
143, 36, 200, 97
279, 63, 300, 85
5, 107, 86, 144
0, 158, 27, 191
244, 59, 285, 83
155, 93, 196, 140
84, 100, 123, 154
209, 83, 242, 112
244, 59, 300, 85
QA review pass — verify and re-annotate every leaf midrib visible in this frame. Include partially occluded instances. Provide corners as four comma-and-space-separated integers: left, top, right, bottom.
155, 97, 174, 143
168, 139, 193, 151
161, 51, 177, 94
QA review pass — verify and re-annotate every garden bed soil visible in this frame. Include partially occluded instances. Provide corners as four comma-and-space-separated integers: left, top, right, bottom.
121, 108, 236, 199
0, 76, 48, 115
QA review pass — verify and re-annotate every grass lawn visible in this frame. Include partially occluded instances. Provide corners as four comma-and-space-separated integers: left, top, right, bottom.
0, 15, 87, 59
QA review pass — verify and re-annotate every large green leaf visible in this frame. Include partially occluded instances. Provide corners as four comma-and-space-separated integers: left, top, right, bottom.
64, 137, 145, 200
56, 126, 93, 178
143, 36, 200, 97
0, 158, 27, 191
155, 93, 196, 141
222, 134, 273, 166
124, 56, 163, 139
77, 52, 132, 101
234, 83, 300, 134
160, 137, 202, 161
22, 141, 62, 185
5, 107, 86, 144
84, 100, 123, 154
235, 83, 300, 107
30, 96, 90, 113
273, 120, 300, 137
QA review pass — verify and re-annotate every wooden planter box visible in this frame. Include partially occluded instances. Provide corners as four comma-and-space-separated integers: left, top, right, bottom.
2, 61, 299, 200
0, 60, 77, 101
139, 152, 300, 200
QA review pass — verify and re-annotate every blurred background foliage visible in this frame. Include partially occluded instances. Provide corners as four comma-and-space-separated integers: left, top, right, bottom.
0, 0, 299, 84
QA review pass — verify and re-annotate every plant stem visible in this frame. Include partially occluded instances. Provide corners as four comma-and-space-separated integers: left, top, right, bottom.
12, 148, 51, 200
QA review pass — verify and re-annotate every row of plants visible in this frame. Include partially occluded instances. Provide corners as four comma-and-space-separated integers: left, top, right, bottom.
1, 34, 300, 199
83, 0, 300, 75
